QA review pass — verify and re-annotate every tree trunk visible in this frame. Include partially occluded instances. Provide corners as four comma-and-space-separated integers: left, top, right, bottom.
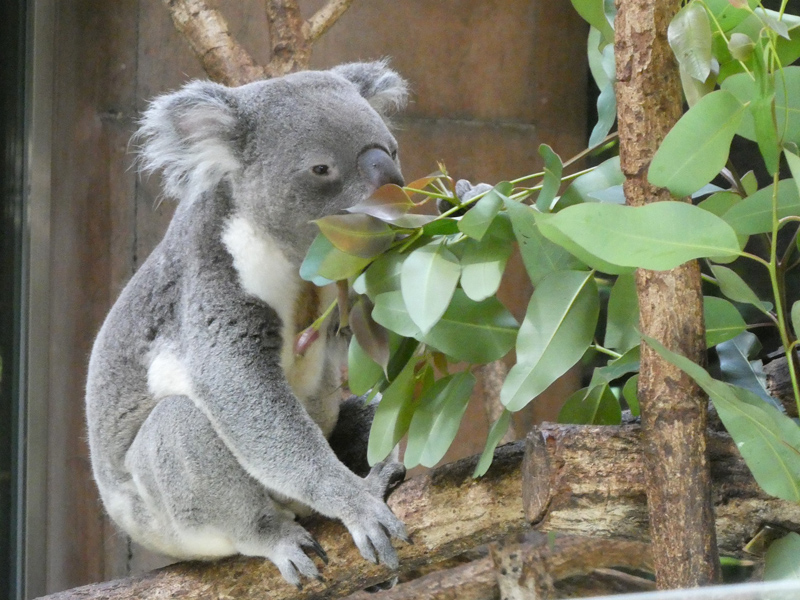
615, 0, 722, 588
39, 424, 800, 600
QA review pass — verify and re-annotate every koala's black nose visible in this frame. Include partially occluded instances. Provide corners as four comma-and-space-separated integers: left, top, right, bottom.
358, 147, 404, 188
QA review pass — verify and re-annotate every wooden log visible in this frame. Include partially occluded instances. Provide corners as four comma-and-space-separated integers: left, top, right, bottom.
36, 424, 800, 600
523, 423, 800, 553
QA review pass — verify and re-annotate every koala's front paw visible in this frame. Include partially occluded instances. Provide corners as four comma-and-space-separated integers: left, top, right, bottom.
365, 459, 406, 500
343, 494, 409, 569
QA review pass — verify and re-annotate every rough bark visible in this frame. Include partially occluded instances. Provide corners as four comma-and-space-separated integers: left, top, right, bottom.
38, 424, 800, 600
764, 355, 799, 417
615, 0, 722, 588
161, 0, 355, 85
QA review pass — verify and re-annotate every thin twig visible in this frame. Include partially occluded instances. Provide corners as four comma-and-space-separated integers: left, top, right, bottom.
306, 0, 356, 42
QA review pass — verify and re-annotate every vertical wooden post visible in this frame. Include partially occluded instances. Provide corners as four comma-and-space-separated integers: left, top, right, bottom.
615, 0, 722, 588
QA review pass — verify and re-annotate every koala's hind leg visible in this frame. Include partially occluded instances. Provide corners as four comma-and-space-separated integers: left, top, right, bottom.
125, 395, 327, 587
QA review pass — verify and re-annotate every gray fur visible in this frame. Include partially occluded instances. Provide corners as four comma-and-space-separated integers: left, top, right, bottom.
86, 63, 409, 588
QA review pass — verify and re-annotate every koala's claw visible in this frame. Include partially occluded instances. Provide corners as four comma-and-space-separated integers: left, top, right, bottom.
303, 538, 329, 565
365, 460, 406, 500
346, 494, 408, 571
266, 526, 327, 587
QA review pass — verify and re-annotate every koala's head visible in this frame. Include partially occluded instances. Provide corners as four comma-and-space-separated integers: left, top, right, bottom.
137, 61, 408, 263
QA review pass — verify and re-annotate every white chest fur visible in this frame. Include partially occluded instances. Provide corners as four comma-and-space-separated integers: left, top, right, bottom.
220, 215, 341, 436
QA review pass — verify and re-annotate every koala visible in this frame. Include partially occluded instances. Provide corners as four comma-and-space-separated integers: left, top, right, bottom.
85, 62, 410, 588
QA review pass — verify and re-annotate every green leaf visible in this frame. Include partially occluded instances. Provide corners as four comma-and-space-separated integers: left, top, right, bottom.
350, 297, 390, 373
314, 213, 395, 258
422, 218, 461, 236
460, 234, 513, 302
722, 66, 800, 147
649, 90, 745, 197
404, 371, 476, 468
361, 249, 405, 300
710, 264, 771, 314
698, 191, 742, 216
539, 201, 742, 271
501, 271, 599, 411
717, 332, 783, 411
557, 156, 624, 209
679, 63, 716, 108
473, 410, 512, 478
792, 300, 800, 338
605, 273, 640, 353
419, 290, 519, 364
668, 3, 713, 82
765, 532, 800, 580
704, 0, 759, 31
536, 145, 564, 212
368, 357, 419, 465
571, 0, 614, 47
458, 186, 503, 241
299, 233, 370, 283
722, 179, 800, 236
559, 384, 622, 425
704, 296, 747, 347
623, 374, 640, 416
644, 334, 800, 502
751, 42, 781, 175
588, 28, 617, 145
347, 184, 415, 222
372, 291, 420, 337
785, 151, 800, 202
503, 198, 586, 285
590, 346, 641, 388
348, 335, 384, 396
401, 242, 461, 334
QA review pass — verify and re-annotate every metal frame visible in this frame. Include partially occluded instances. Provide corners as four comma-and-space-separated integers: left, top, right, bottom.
16, 0, 54, 597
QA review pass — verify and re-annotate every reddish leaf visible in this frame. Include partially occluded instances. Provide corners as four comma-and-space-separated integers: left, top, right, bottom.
347, 184, 415, 222
314, 213, 395, 258
294, 326, 320, 356
350, 297, 390, 372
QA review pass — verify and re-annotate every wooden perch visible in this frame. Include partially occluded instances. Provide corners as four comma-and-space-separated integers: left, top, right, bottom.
162, 0, 355, 86
38, 424, 800, 600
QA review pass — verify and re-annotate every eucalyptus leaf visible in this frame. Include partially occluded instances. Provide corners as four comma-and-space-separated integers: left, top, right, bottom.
458, 188, 503, 241
538, 201, 742, 271
716, 331, 783, 410
722, 67, 800, 147
347, 184, 415, 222
348, 335, 384, 396
590, 346, 641, 388
460, 234, 513, 302
372, 291, 421, 337
644, 334, 800, 502
722, 179, 800, 236
300, 233, 370, 283
785, 151, 800, 201
405, 371, 476, 468
501, 271, 599, 411
623, 374, 640, 416
704, 296, 747, 347
368, 357, 419, 465
314, 213, 395, 258
668, 3, 713, 82
605, 273, 640, 353
559, 384, 622, 425
362, 250, 405, 300
558, 156, 624, 209
401, 242, 461, 334
536, 145, 564, 212
710, 264, 772, 314
419, 290, 519, 364
649, 90, 745, 197
571, 0, 614, 47
504, 198, 586, 284
792, 300, 800, 338
473, 410, 512, 478
350, 297, 390, 373
704, 0, 759, 31
764, 532, 800, 580
299, 233, 337, 286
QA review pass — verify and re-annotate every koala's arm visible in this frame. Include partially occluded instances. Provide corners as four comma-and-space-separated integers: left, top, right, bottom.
179, 277, 407, 563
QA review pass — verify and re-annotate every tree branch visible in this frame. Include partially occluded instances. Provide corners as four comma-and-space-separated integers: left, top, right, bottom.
264, 0, 311, 77
160, 0, 266, 86
38, 424, 800, 600
615, 0, 721, 588
305, 0, 356, 43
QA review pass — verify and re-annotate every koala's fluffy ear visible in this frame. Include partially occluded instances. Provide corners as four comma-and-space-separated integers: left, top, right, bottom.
136, 81, 241, 202
332, 60, 409, 116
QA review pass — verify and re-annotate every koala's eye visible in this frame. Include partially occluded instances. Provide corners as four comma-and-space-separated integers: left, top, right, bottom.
312, 164, 330, 176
